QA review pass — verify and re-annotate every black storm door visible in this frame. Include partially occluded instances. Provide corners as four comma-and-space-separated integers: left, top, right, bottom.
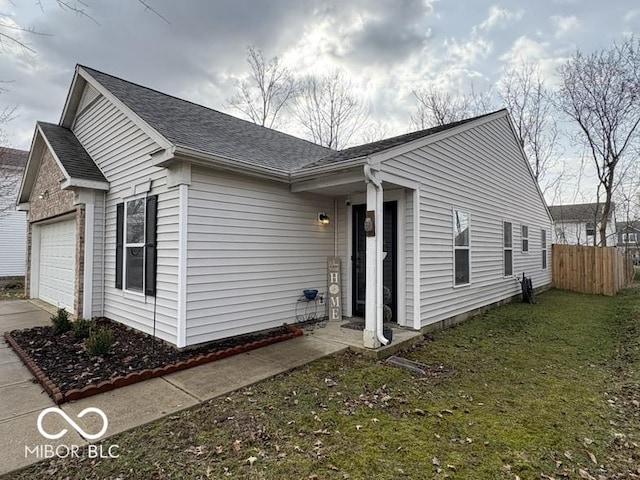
352, 202, 397, 321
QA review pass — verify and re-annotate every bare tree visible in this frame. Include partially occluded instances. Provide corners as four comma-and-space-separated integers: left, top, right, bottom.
0, 0, 167, 53
410, 85, 493, 130
557, 36, 640, 246
358, 120, 389, 145
295, 71, 368, 149
228, 45, 297, 129
498, 61, 561, 193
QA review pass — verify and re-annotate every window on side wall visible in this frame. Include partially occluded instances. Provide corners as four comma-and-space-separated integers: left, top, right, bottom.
521, 225, 529, 252
453, 209, 470, 286
541, 229, 547, 270
115, 195, 158, 297
125, 198, 145, 293
586, 222, 595, 237
503, 221, 513, 276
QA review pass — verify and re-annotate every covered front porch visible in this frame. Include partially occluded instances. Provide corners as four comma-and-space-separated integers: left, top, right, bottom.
291, 161, 422, 349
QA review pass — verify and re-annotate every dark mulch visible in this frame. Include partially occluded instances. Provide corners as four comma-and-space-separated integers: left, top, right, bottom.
9, 318, 291, 393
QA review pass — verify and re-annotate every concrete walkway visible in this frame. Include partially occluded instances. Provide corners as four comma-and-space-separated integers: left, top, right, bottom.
0, 300, 349, 476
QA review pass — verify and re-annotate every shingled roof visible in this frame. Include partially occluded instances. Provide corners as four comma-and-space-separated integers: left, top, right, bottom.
38, 122, 108, 184
301, 110, 506, 170
0, 148, 28, 169
81, 66, 332, 173
548, 203, 615, 222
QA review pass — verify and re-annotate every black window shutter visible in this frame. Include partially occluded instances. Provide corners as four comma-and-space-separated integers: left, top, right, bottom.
115, 203, 124, 289
145, 195, 158, 297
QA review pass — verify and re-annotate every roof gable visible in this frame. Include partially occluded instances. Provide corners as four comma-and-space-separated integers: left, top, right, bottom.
0, 148, 28, 169
18, 123, 108, 204
300, 110, 505, 170
548, 203, 615, 222
73, 66, 332, 173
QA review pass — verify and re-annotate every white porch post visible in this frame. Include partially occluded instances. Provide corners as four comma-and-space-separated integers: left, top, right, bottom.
363, 181, 383, 348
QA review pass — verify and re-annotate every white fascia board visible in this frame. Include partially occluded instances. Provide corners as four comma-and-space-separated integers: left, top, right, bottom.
377, 170, 420, 190
290, 157, 368, 180
61, 178, 110, 191
369, 110, 508, 166
17, 125, 44, 205
59, 66, 84, 127
173, 145, 290, 183
290, 168, 364, 193
74, 67, 174, 152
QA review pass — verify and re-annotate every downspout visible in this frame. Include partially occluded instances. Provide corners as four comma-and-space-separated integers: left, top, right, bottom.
101, 192, 106, 317
334, 198, 338, 257
364, 163, 389, 346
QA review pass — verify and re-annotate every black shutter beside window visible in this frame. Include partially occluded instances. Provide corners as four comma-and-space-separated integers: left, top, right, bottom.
115, 203, 124, 289
145, 195, 158, 297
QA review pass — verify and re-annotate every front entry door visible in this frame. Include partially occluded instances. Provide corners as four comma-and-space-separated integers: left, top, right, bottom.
352, 202, 397, 321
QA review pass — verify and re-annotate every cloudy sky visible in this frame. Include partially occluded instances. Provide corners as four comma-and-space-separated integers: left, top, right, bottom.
0, 0, 638, 201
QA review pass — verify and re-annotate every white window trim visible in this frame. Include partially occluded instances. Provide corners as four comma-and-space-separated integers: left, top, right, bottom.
623, 233, 637, 243
521, 224, 529, 253
452, 208, 471, 288
503, 220, 513, 278
124, 194, 146, 296
541, 228, 548, 270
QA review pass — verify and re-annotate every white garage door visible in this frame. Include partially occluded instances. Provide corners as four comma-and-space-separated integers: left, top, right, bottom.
39, 219, 76, 313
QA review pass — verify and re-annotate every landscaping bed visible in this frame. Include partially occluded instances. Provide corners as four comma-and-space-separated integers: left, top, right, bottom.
5, 317, 302, 404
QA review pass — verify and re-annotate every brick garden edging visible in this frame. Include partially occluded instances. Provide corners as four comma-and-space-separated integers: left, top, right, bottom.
4, 325, 303, 405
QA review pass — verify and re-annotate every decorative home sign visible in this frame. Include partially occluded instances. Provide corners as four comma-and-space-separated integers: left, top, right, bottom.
327, 257, 342, 321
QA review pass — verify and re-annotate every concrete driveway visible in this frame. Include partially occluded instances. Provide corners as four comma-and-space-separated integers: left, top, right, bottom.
0, 300, 69, 474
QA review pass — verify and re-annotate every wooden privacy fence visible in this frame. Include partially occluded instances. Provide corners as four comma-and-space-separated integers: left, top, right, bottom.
552, 244, 635, 296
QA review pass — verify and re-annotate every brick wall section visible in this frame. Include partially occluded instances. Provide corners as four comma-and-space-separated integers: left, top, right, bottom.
25, 148, 85, 316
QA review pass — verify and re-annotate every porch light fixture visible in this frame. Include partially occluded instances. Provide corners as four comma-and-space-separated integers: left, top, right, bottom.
39, 190, 49, 200
318, 212, 330, 225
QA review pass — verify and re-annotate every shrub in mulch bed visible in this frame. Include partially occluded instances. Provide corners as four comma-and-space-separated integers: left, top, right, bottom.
5, 318, 302, 405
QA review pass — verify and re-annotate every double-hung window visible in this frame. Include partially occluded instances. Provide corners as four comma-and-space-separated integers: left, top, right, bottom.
521, 225, 529, 252
453, 209, 470, 286
541, 229, 547, 270
503, 221, 513, 276
125, 198, 146, 292
116, 195, 158, 296
623, 233, 637, 243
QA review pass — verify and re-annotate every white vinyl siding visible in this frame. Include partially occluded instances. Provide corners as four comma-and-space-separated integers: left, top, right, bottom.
0, 168, 26, 276
72, 91, 179, 344
185, 167, 335, 345
381, 114, 552, 328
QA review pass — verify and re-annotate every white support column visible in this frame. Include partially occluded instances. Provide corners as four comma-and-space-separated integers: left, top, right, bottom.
364, 181, 383, 349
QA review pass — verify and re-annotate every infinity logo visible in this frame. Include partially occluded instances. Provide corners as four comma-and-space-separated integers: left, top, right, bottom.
37, 407, 109, 440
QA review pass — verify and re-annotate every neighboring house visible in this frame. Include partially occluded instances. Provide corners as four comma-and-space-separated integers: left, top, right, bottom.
616, 221, 640, 265
18, 65, 552, 349
0, 148, 27, 277
548, 203, 617, 246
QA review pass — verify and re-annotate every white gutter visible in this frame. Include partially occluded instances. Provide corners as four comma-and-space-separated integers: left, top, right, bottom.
363, 163, 389, 346
173, 145, 290, 183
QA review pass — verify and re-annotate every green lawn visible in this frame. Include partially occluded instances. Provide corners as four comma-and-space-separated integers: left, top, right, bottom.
6, 287, 640, 479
